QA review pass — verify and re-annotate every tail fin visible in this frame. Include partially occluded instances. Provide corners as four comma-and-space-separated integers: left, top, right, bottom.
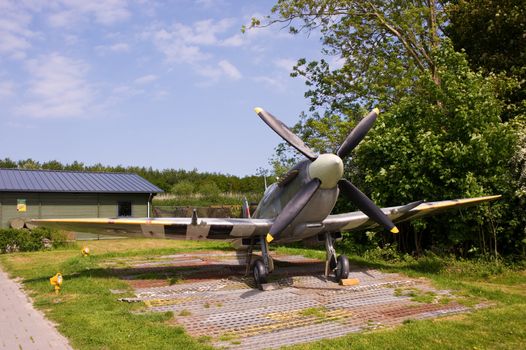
242, 197, 251, 218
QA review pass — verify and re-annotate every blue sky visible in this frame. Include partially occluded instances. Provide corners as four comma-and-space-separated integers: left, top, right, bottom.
0, 0, 338, 176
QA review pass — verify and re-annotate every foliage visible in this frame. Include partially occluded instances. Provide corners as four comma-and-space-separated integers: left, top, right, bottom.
260, 0, 525, 257
447, 0, 525, 77
256, 0, 446, 114
447, 0, 526, 118
154, 193, 260, 207
197, 181, 221, 199
353, 43, 522, 256
510, 117, 526, 255
0, 158, 269, 196
171, 180, 195, 196
0, 227, 67, 254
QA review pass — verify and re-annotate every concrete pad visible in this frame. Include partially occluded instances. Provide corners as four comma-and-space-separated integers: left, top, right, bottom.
0, 267, 72, 350
113, 251, 485, 349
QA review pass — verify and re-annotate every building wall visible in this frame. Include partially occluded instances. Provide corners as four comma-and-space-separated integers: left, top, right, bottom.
0, 192, 150, 228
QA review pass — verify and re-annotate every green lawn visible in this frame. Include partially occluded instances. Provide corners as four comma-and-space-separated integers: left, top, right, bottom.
1, 239, 525, 349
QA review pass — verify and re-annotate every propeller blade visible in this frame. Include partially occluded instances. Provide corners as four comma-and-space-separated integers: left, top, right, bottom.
266, 178, 321, 243
338, 179, 399, 233
255, 107, 318, 161
336, 108, 379, 159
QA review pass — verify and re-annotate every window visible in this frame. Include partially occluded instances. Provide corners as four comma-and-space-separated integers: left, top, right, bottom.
118, 201, 132, 217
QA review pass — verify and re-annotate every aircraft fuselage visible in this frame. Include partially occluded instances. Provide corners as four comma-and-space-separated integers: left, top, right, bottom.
252, 159, 340, 242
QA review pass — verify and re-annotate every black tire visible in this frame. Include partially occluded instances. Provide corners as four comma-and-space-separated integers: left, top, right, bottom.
253, 259, 268, 289
335, 255, 350, 281
329, 255, 337, 270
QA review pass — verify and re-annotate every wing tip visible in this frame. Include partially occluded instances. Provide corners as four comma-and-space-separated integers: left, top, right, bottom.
254, 107, 263, 114
372, 107, 380, 115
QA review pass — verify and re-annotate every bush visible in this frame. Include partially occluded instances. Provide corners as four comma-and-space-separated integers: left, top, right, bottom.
0, 227, 68, 253
171, 180, 195, 196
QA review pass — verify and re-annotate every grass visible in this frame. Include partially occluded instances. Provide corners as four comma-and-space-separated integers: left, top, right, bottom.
0, 239, 525, 349
299, 307, 329, 319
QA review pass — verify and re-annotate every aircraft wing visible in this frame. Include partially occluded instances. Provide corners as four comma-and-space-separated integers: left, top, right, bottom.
322, 195, 501, 232
31, 217, 273, 240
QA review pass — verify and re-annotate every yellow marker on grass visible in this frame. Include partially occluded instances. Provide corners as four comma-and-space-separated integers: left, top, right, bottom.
50, 273, 63, 294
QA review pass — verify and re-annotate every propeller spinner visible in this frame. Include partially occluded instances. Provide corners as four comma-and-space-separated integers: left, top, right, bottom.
255, 107, 398, 242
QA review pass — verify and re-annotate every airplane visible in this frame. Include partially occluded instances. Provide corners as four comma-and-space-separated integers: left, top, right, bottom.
32, 107, 500, 289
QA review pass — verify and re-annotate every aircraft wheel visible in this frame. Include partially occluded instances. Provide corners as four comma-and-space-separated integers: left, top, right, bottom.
253, 259, 268, 289
335, 255, 350, 281
329, 255, 337, 271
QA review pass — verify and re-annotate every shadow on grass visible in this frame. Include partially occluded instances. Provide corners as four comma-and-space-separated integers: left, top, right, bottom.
22, 251, 326, 290
348, 255, 447, 275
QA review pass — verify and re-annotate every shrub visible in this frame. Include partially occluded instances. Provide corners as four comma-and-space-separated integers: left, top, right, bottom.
0, 227, 68, 253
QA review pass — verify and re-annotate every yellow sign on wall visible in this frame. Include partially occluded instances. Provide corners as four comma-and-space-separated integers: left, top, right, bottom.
17, 199, 27, 212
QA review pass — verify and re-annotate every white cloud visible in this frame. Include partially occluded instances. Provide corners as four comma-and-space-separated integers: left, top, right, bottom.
153, 89, 169, 100
0, 80, 14, 98
221, 33, 244, 47
146, 18, 236, 64
274, 58, 297, 72
47, 0, 130, 27
108, 42, 130, 52
253, 76, 286, 91
96, 42, 130, 54
16, 53, 96, 119
218, 60, 242, 80
196, 0, 227, 8
196, 60, 242, 85
0, 1, 36, 59
134, 74, 158, 85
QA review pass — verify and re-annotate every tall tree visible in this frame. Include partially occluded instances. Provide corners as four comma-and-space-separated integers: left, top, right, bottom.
254, 0, 446, 113
447, 0, 526, 117
447, 0, 525, 76
254, 1, 525, 256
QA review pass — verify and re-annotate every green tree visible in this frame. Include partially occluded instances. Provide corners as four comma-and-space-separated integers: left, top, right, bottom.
171, 180, 195, 196
256, 1, 525, 256
447, 0, 525, 76
198, 181, 221, 199
18, 159, 40, 169
354, 44, 518, 255
447, 0, 526, 117
254, 0, 446, 114
0, 158, 17, 168
42, 160, 65, 170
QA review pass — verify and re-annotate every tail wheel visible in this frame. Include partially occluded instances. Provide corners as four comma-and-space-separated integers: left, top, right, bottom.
335, 255, 350, 281
253, 259, 268, 289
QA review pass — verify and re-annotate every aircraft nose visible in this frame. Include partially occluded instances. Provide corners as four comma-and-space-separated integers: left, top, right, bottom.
308, 153, 344, 189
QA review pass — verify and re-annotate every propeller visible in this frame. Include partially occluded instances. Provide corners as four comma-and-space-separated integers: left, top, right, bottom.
265, 178, 320, 243
338, 179, 398, 233
255, 107, 318, 161
336, 108, 379, 159
256, 107, 398, 243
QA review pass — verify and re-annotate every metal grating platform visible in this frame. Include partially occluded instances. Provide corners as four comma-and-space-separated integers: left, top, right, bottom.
114, 252, 481, 349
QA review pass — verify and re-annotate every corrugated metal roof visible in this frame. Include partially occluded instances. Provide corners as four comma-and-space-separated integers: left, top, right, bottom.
0, 169, 163, 193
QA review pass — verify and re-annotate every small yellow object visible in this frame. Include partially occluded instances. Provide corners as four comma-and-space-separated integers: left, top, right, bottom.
372, 107, 380, 115
254, 107, 263, 114
50, 273, 63, 294
266, 233, 274, 243
390, 227, 400, 234
81, 246, 90, 256
339, 278, 360, 286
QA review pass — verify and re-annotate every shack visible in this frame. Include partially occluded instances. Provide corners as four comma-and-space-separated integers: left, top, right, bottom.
0, 169, 162, 228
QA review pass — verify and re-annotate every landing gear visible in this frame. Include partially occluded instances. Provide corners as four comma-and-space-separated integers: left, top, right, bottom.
325, 233, 350, 282
253, 259, 268, 288
335, 255, 350, 281
245, 236, 274, 289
